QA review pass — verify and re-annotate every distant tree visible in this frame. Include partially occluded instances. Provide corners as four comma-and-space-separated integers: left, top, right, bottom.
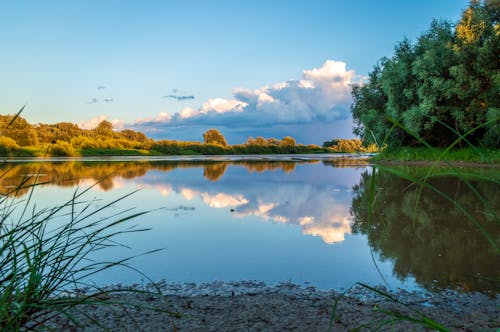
94, 120, 114, 137
203, 129, 228, 146
120, 129, 148, 142
322, 139, 338, 148
0, 114, 38, 146
0, 136, 20, 154
50, 140, 76, 156
280, 136, 296, 147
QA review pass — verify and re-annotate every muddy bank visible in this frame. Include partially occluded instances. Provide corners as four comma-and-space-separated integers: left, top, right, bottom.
41, 281, 499, 331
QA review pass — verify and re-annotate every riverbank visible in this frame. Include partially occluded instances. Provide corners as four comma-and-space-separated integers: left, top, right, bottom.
373, 147, 498, 166
42, 281, 499, 331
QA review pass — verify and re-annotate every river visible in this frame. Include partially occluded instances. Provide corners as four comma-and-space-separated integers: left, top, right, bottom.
1, 155, 498, 295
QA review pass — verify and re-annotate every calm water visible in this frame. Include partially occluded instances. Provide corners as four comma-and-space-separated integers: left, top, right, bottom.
1, 156, 498, 294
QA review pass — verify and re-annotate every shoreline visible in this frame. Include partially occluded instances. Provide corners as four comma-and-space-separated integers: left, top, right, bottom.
43, 281, 499, 331
374, 159, 499, 168
1, 153, 374, 163
2, 152, 497, 168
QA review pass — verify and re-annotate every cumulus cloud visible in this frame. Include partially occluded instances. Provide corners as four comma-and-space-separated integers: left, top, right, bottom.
78, 115, 124, 130
130, 60, 358, 134
79, 60, 359, 142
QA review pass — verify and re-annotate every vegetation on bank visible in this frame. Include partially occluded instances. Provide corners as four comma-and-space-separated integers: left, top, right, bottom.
351, 0, 499, 150
373, 147, 498, 164
0, 115, 377, 157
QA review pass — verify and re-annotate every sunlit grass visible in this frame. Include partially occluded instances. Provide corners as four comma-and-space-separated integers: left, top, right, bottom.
374, 146, 498, 164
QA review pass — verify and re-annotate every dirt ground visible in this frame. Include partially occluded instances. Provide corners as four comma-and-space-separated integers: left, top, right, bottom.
39, 282, 499, 331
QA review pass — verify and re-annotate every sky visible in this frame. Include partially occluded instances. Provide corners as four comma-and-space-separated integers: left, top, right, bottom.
1, 0, 469, 144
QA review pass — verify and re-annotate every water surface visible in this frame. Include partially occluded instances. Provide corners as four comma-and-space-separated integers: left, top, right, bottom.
1, 156, 498, 294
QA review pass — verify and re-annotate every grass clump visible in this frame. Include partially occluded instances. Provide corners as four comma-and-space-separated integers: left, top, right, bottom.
0, 171, 158, 330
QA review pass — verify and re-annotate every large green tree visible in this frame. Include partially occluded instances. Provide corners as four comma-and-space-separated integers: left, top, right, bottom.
351, 0, 499, 148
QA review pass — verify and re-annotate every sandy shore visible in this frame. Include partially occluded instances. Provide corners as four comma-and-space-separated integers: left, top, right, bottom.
37, 281, 500, 331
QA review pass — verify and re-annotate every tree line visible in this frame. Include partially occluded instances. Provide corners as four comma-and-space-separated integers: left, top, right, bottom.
0, 116, 375, 156
351, 0, 499, 149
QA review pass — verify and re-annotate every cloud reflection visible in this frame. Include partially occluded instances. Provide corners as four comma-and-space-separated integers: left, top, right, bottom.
0, 160, 358, 244
230, 188, 352, 244
162, 175, 353, 244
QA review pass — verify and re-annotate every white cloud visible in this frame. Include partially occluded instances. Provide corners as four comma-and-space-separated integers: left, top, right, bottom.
180, 107, 197, 119
123, 59, 358, 141
200, 98, 247, 114
201, 192, 248, 208
78, 115, 124, 130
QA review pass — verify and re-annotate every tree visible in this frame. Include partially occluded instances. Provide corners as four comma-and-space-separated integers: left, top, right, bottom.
0, 115, 38, 146
350, 0, 500, 148
280, 136, 296, 147
203, 129, 228, 146
94, 120, 114, 137
322, 139, 338, 148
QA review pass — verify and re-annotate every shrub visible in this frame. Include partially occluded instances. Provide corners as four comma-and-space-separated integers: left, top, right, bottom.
50, 140, 76, 156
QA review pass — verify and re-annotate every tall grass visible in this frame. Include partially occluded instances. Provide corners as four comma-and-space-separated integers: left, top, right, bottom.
0, 170, 163, 329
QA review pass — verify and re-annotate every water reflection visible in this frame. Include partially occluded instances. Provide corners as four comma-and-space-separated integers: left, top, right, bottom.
0, 160, 325, 195
0, 159, 359, 244
2, 159, 496, 293
174, 181, 352, 244
350, 168, 500, 293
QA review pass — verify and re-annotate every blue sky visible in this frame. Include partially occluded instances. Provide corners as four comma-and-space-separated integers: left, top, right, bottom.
1, 0, 468, 144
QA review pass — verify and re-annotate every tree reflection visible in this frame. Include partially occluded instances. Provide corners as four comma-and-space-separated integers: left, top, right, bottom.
203, 163, 228, 182
350, 168, 499, 293
0, 160, 317, 197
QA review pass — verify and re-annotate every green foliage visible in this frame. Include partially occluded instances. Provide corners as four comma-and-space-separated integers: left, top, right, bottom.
325, 139, 378, 153
322, 139, 338, 148
0, 175, 164, 329
152, 136, 342, 155
0, 136, 20, 155
351, 1, 500, 148
374, 146, 498, 163
93, 120, 114, 137
0, 113, 367, 156
49, 140, 77, 156
0, 114, 38, 146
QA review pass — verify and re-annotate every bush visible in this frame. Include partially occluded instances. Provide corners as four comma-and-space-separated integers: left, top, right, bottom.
0, 137, 20, 155
50, 140, 76, 156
